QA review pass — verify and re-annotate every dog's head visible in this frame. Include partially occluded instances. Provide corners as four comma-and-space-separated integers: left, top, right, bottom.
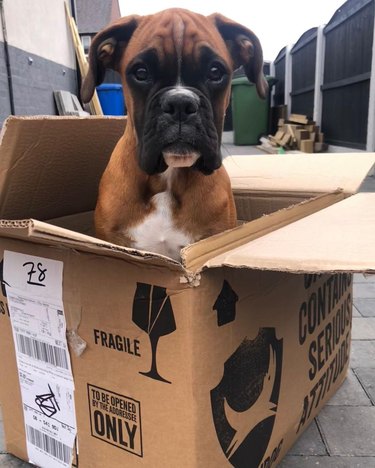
82, 9, 267, 175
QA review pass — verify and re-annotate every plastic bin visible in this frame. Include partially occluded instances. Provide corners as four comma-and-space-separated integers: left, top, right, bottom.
231, 76, 274, 145
96, 83, 126, 116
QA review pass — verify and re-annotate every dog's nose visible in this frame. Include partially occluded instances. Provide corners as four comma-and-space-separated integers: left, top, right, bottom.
161, 88, 199, 121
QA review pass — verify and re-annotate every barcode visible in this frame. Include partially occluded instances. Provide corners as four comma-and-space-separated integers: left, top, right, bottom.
15, 333, 69, 370
26, 425, 72, 465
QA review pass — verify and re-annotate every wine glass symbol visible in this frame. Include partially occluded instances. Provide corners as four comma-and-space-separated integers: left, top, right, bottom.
132, 282, 176, 384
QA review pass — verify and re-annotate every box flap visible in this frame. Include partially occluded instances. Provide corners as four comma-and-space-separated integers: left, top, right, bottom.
202, 193, 375, 274
0, 219, 186, 274
182, 191, 345, 270
224, 153, 375, 195
0, 116, 125, 220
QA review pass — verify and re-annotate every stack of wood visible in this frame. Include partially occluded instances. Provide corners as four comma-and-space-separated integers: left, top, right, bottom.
267, 114, 328, 153
64, 2, 102, 115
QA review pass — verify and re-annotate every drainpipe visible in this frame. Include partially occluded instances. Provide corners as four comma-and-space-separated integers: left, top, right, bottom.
0, 0, 15, 115
284, 44, 293, 117
366, 9, 375, 153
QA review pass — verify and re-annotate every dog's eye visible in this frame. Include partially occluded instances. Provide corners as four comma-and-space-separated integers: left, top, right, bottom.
207, 64, 225, 82
133, 66, 149, 82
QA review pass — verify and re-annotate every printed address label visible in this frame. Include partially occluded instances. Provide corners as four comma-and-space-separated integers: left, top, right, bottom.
4, 251, 77, 468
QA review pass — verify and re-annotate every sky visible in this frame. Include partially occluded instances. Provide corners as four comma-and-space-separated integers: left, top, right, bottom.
118, 0, 345, 61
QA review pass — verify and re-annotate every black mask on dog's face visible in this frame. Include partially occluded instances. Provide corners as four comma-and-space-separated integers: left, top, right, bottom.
127, 45, 230, 175
81, 9, 268, 176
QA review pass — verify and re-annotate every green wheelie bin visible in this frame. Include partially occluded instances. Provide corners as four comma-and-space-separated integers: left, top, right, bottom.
231, 76, 274, 145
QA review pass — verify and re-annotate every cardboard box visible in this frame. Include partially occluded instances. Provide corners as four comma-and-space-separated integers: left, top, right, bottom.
0, 116, 375, 468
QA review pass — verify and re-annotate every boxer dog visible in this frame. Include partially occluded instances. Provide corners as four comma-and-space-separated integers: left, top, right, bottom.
82, 8, 267, 261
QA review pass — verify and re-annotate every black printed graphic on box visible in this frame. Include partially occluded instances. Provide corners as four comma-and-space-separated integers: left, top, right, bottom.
0, 259, 10, 317
213, 280, 239, 326
132, 282, 176, 384
211, 328, 283, 468
297, 274, 352, 433
0, 259, 9, 297
88, 384, 143, 457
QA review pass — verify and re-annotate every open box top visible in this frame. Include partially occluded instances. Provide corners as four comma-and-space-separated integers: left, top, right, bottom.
0, 116, 374, 277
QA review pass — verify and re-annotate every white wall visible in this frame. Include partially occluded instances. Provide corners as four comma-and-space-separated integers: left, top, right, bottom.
0, 12, 3, 42
3, 0, 76, 69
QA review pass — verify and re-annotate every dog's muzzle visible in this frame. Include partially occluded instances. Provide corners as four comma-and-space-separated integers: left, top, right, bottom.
139, 85, 222, 175
160, 88, 201, 168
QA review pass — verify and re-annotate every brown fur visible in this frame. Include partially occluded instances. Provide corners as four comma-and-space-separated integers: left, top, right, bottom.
82, 9, 266, 256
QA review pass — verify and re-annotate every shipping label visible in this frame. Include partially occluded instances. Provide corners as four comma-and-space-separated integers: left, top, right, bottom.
4, 251, 77, 468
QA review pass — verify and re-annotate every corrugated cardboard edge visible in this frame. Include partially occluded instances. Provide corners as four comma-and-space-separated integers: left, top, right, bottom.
1, 190, 375, 281
200, 192, 375, 276
0, 114, 126, 145
0, 191, 343, 282
0, 219, 185, 273
181, 190, 345, 271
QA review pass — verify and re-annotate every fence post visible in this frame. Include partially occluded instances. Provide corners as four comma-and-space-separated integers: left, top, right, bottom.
313, 25, 325, 127
270, 61, 276, 107
366, 15, 375, 152
285, 44, 293, 116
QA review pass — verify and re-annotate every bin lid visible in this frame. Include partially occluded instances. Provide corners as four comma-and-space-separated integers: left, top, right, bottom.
231, 76, 254, 86
231, 76, 276, 87
96, 83, 123, 91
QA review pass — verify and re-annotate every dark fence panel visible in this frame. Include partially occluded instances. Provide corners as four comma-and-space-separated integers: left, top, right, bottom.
273, 47, 286, 106
322, 0, 374, 148
322, 80, 369, 148
291, 91, 315, 117
290, 28, 317, 119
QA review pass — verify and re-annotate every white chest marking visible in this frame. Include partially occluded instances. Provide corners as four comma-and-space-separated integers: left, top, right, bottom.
128, 191, 193, 261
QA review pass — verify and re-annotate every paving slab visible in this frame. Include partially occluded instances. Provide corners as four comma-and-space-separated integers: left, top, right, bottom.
352, 305, 361, 317
0, 454, 31, 467
287, 420, 326, 456
280, 455, 375, 467
351, 317, 375, 340
355, 367, 375, 404
0, 422, 5, 453
326, 369, 371, 406
350, 340, 375, 368
353, 283, 375, 298
353, 273, 375, 284
317, 406, 375, 456
353, 298, 375, 317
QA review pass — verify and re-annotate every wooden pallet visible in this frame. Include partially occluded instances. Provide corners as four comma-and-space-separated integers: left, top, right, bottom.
64, 1, 102, 115
267, 113, 327, 153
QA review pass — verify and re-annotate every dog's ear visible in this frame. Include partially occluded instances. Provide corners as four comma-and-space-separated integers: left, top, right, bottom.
209, 13, 268, 99
81, 16, 140, 103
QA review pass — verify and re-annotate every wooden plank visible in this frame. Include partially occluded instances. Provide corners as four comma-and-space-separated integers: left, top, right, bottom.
256, 144, 278, 154
280, 133, 291, 147
305, 124, 316, 132
64, 2, 102, 115
300, 139, 314, 153
286, 124, 303, 138
275, 130, 285, 140
288, 113, 309, 124
295, 129, 310, 142
314, 142, 329, 153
